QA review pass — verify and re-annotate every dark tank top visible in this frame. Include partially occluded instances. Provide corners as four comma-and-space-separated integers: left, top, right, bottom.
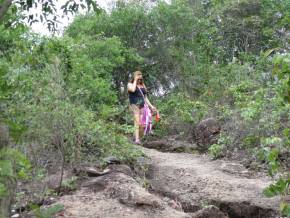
129, 87, 146, 108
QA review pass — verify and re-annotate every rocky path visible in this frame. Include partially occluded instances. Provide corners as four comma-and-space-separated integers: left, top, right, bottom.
142, 147, 280, 218
52, 146, 280, 218
55, 164, 190, 218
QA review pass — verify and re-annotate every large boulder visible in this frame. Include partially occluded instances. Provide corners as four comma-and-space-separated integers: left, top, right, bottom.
194, 118, 221, 150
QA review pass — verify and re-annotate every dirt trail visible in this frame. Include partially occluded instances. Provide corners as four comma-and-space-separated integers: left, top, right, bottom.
54, 164, 190, 218
52, 146, 280, 218
142, 147, 280, 218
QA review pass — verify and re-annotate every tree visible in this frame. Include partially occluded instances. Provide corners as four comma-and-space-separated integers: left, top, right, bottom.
0, 124, 11, 218
0, 0, 100, 31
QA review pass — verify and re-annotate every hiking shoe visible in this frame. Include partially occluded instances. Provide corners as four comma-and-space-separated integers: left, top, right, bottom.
134, 140, 141, 145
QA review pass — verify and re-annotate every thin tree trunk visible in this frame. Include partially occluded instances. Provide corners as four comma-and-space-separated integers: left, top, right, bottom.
0, 177, 16, 218
0, 0, 13, 23
0, 123, 15, 218
0, 124, 9, 150
57, 144, 65, 195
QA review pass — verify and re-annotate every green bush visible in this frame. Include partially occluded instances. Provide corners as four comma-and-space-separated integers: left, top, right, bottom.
208, 132, 232, 159
156, 93, 208, 136
208, 144, 224, 159
0, 148, 31, 197
32, 204, 64, 218
2, 32, 144, 168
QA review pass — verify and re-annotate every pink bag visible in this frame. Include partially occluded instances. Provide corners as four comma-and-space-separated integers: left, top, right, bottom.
138, 87, 152, 135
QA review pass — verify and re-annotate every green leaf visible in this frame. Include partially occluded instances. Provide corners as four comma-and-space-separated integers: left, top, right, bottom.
263, 177, 289, 197
280, 202, 290, 218
283, 128, 290, 137
262, 48, 279, 58
0, 160, 13, 177
0, 183, 7, 197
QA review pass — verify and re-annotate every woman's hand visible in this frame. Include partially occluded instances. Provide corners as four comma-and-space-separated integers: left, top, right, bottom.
150, 105, 157, 112
128, 75, 140, 92
134, 74, 141, 81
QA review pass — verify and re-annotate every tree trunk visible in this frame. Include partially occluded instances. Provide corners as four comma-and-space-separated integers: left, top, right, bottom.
57, 144, 65, 195
0, 123, 15, 218
0, 177, 15, 218
0, 0, 13, 23
0, 124, 9, 150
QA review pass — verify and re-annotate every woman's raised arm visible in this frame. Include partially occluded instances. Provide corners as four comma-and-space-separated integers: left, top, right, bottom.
127, 75, 139, 92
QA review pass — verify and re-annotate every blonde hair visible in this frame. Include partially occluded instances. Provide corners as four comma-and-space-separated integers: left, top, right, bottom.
129, 70, 147, 89
129, 71, 142, 82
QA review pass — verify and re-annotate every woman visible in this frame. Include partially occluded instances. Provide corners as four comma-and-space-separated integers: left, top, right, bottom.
128, 71, 156, 144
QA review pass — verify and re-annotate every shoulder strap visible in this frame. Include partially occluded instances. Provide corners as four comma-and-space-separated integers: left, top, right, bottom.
137, 86, 146, 100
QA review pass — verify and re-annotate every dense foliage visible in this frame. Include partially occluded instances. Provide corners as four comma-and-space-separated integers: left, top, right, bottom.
0, 0, 289, 217
66, 0, 290, 215
0, 0, 100, 31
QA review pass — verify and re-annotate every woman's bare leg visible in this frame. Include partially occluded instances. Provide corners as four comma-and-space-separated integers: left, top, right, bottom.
134, 112, 140, 142
139, 107, 144, 139
131, 105, 141, 142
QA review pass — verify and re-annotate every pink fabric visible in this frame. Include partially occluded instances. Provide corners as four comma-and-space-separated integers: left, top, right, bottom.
138, 87, 152, 135
140, 103, 152, 135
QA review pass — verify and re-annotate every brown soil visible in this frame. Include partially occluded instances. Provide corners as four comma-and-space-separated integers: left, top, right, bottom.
40, 145, 281, 218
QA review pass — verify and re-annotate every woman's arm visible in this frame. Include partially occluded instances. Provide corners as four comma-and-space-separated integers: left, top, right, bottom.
145, 96, 156, 111
127, 81, 137, 92
127, 76, 139, 92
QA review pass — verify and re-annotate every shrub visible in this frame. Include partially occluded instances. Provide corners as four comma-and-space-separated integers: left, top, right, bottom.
156, 93, 208, 137
208, 144, 224, 159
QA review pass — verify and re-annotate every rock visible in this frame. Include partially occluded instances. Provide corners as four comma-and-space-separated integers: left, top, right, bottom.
168, 199, 182, 211
133, 156, 152, 178
74, 166, 111, 177
11, 213, 20, 218
108, 164, 132, 177
212, 200, 279, 218
169, 140, 198, 153
142, 139, 169, 150
82, 177, 108, 192
104, 156, 121, 164
279, 150, 290, 169
194, 118, 221, 150
143, 139, 198, 153
220, 162, 250, 177
142, 147, 280, 218
191, 205, 229, 218
82, 164, 163, 208
119, 190, 163, 209
55, 176, 190, 218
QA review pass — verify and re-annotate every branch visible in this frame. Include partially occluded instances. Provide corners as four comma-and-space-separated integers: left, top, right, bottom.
0, 0, 13, 23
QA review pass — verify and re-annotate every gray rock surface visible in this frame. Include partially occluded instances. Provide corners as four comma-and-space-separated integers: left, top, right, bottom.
194, 118, 220, 150
54, 165, 191, 218
191, 205, 229, 218
50, 146, 280, 218
143, 139, 198, 153
142, 147, 280, 218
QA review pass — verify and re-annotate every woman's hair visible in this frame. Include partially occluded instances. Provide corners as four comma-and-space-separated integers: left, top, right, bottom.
129, 71, 142, 84
129, 71, 141, 82
129, 70, 147, 89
